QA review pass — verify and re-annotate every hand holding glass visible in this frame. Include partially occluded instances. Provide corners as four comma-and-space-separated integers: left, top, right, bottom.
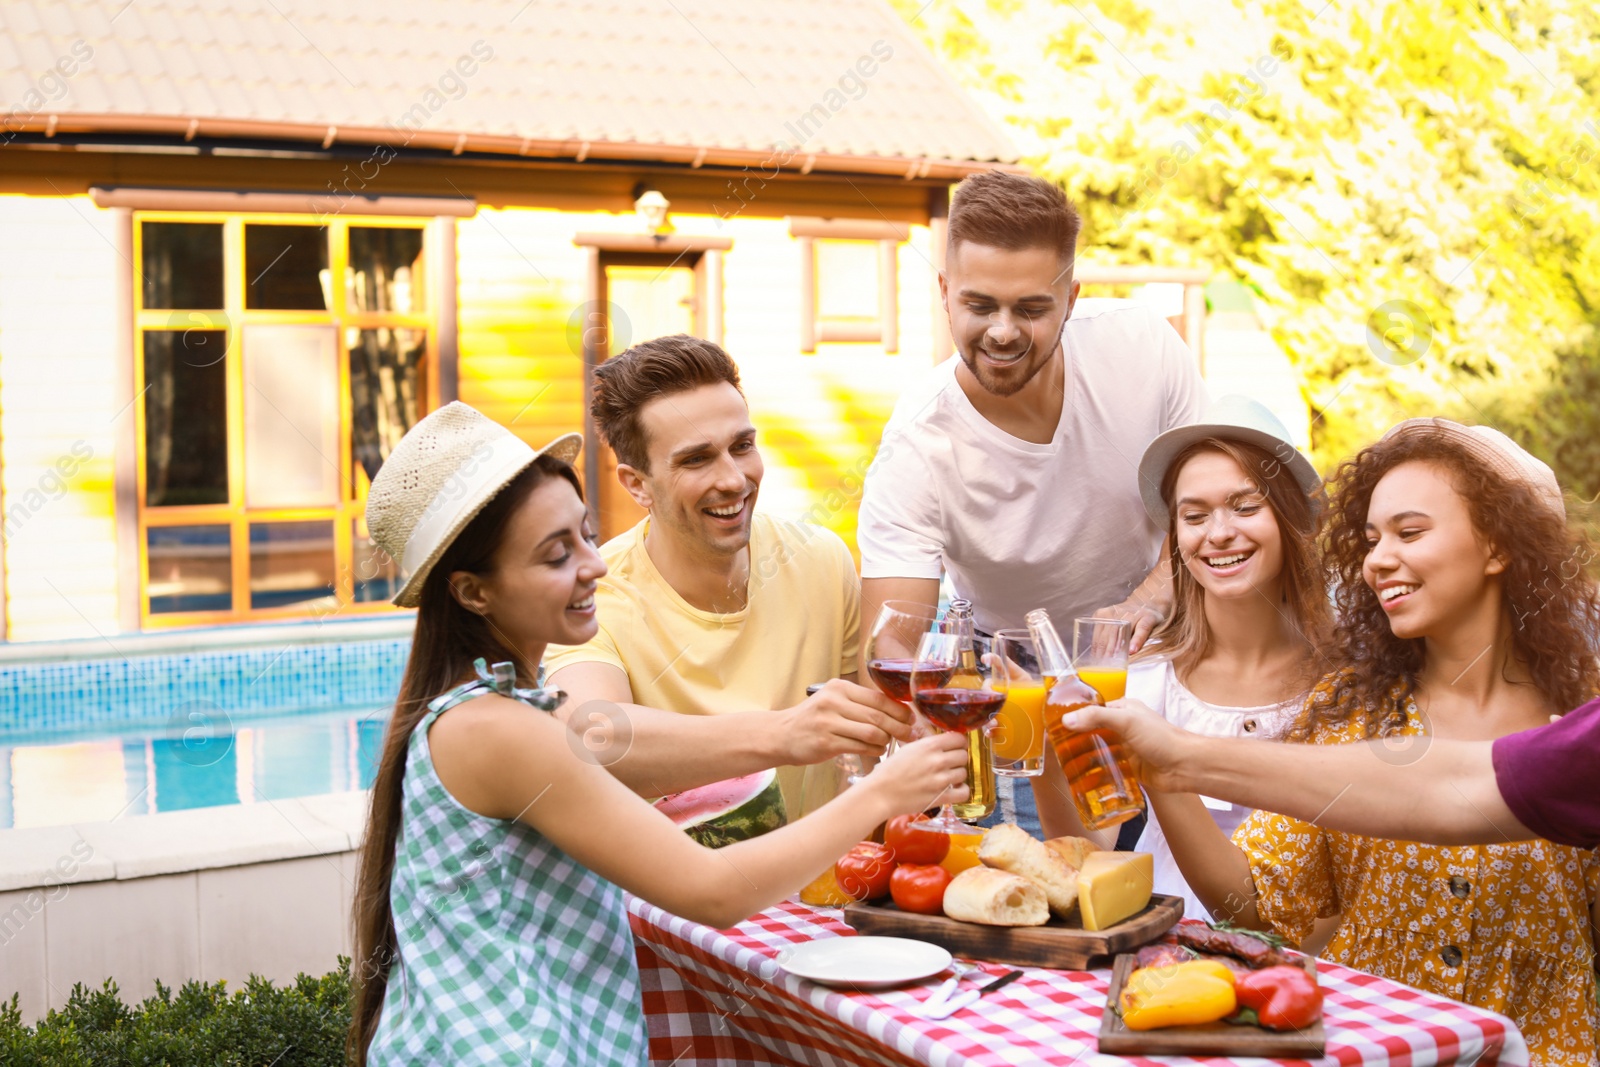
805, 682, 868, 785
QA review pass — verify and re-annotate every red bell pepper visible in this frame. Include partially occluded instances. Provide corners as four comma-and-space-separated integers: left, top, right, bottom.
1231, 965, 1324, 1030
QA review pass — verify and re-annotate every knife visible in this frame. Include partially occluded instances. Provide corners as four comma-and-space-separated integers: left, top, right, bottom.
923, 969, 1025, 1020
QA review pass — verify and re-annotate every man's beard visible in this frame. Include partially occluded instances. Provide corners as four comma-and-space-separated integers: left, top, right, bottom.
959, 334, 1060, 398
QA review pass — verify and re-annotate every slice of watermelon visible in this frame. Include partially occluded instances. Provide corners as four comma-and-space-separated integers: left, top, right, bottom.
655, 768, 787, 849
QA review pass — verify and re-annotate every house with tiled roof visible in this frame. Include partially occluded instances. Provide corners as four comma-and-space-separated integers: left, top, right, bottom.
0, 0, 1020, 639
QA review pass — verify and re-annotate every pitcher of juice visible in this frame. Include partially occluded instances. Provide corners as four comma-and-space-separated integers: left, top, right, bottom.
1024, 609, 1144, 830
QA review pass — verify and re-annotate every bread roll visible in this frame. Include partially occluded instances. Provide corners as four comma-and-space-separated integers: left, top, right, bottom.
1044, 835, 1097, 873
978, 822, 1080, 917
942, 867, 1049, 926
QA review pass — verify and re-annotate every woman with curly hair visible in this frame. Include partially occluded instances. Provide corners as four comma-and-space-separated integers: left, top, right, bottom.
1154, 418, 1600, 1066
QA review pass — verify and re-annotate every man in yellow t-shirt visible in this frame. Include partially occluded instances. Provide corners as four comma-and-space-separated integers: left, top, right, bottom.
543, 335, 911, 820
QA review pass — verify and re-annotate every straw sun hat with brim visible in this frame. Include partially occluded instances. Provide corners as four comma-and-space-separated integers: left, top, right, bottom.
1378, 418, 1564, 519
366, 401, 582, 608
1138, 395, 1321, 527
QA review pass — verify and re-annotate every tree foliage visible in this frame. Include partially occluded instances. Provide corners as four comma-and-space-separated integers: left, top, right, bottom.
893, 0, 1600, 482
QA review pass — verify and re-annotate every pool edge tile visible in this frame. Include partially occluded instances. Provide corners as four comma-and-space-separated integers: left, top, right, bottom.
296, 789, 372, 848
73, 800, 351, 880
0, 826, 116, 893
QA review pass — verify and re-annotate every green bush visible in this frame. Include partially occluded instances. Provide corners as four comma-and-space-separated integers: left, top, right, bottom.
0, 959, 350, 1066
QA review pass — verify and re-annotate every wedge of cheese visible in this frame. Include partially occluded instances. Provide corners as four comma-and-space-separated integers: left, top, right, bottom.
1075, 850, 1153, 931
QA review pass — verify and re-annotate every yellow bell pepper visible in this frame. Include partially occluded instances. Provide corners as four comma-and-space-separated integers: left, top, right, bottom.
1156, 959, 1237, 986
1119, 960, 1238, 1031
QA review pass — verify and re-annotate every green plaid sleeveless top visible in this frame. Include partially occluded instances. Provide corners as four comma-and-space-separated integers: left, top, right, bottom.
368, 662, 648, 1065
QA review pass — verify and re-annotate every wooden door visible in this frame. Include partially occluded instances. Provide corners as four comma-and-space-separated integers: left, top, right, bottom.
597, 263, 698, 541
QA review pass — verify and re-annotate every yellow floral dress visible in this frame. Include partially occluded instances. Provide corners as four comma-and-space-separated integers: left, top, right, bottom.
1232, 680, 1600, 1066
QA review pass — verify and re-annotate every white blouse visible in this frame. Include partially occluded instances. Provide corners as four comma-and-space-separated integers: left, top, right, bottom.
1127, 657, 1302, 922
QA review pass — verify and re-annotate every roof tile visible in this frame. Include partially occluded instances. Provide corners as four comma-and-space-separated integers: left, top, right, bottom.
1, 3, 45, 37
0, 0, 1015, 163
36, 3, 78, 38
0, 35, 22, 84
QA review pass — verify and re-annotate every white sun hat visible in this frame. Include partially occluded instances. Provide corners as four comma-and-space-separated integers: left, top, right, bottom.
1137, 395, 1321, 527
366, 401, 582, 608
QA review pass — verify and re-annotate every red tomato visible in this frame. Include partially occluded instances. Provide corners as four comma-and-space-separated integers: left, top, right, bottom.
884, 814, 949, 866
890, 863, 953, 915
835, 842, 896, 901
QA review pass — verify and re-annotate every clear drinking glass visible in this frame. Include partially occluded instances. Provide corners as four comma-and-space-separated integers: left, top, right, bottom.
1072, 617, 1132, 702
988, 629, 1047, 778
821, 600, 943, 785
864, 599, 944, 744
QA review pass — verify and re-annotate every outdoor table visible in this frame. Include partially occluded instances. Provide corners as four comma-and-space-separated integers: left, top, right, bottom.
628, 896, 1529, 1067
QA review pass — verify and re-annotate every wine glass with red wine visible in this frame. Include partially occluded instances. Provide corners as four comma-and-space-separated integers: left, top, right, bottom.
910, 630, 1002, 835
870, 601, 940, 751
865, 600, 944, 743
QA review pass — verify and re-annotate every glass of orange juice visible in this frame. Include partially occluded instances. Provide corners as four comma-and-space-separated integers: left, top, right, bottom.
1072, 617, 1132, 702
988, 629, 1048, 777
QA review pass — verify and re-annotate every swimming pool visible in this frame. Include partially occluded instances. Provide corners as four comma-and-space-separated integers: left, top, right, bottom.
0, 704, 391, 830
0, 622, 410, 830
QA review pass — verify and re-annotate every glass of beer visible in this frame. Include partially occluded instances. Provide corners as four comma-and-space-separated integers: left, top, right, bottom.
988, 629, 1047, 777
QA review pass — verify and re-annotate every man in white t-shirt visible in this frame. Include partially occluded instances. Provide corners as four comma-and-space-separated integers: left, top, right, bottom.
858, 170, 1206, 838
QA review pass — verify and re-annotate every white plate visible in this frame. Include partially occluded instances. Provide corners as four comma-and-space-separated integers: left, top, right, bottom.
775, 936, 952, 989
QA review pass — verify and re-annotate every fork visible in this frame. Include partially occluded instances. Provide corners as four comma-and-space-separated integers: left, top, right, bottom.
913, 960, 983, 1016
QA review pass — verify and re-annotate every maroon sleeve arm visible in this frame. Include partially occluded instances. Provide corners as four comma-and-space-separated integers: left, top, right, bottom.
1491, 698, 1600, 848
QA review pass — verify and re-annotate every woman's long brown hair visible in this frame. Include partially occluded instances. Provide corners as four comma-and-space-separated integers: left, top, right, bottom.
348, 454, 582, 1066
1301, 432, 1600, 740
1138, 437, 1331, 689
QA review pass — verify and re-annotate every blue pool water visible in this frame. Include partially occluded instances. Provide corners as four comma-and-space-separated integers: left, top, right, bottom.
0, 628, 410, 830
0, 705, 392, 830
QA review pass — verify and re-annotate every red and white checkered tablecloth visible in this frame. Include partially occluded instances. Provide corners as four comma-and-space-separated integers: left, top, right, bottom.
628, 896, 1530, 1067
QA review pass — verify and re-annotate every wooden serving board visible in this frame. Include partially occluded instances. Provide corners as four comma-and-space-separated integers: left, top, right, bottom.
1098, 953, 1325, 1057
841, 894, 1184, 970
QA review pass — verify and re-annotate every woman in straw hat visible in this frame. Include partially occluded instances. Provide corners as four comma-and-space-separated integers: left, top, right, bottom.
348, 403, 970, 1066
1035, 397, 1332, 924
1156, 418, 1600, 1065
